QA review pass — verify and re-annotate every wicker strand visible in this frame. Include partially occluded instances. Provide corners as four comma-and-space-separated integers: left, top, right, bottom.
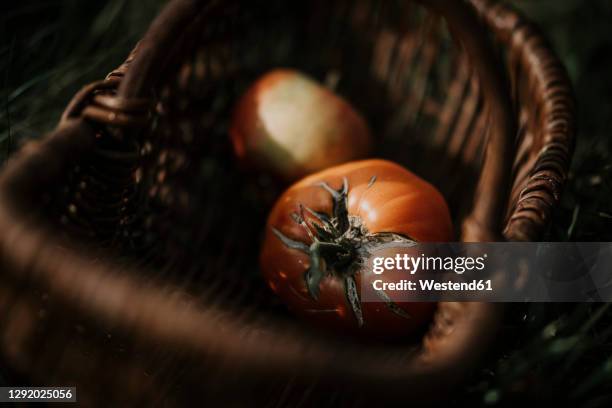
470, 0, 575, 241
60, 44, 151, 130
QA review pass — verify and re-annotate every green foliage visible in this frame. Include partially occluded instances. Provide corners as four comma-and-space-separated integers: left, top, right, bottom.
0, 0, 165, 159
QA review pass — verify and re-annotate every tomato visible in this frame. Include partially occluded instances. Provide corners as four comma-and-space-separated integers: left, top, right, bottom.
260, 159, 453, 338
230, 69, 371, 182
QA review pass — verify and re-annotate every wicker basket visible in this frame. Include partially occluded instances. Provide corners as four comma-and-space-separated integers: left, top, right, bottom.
0, 0, 574, 406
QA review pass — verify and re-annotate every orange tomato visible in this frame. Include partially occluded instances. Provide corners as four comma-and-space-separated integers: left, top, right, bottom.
230, 69, 371, 182
260, 159, 453, 338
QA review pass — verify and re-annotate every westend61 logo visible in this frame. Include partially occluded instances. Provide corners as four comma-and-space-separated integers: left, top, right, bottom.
362, 243, 612, 302
371, 253, 488, 275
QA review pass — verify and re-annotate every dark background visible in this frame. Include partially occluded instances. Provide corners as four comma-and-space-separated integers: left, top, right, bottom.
1, 0, 612, 405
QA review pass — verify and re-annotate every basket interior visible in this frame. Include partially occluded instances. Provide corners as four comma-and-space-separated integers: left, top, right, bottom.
46, 0, 492, 336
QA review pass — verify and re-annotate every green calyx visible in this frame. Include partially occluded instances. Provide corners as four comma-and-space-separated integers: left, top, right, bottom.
272, 176, 416, 327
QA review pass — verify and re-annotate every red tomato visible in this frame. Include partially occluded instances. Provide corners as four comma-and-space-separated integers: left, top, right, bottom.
260, 159, 453, 338
230, 69, 371, 182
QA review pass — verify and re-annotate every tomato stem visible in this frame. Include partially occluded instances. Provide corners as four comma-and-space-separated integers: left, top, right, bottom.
273, 177, 416, 326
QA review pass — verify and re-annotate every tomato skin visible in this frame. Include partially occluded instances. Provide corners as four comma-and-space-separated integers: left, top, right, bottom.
230, 69, 371, 182
260, 159, 453, 338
